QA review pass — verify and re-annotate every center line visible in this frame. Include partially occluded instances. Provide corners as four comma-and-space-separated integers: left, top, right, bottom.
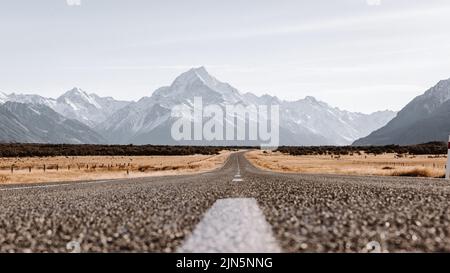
178, 198, 281, 253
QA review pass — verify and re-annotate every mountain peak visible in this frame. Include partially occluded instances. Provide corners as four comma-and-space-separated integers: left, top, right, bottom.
67, 87, 86, 95
191, 66, 208, 74
173, 66, 218, 87
58, 87, 101, 109
59, 87, 89, 99
303, 96, 320, 103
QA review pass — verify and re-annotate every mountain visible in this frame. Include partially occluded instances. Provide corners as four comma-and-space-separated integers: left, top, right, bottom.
0, 92, 7, 104
98, 67, 396, 145
0, 68, 396, 145
3, 88, 131, 127
0, 102, 106, 144
97, 67, 245, 144
279, 97, 396, 145
54, 87, 131, 127
354, 78, 450, 145
7, 93, 56, 108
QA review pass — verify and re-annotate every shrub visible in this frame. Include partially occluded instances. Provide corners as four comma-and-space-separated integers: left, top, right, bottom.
392, 168, 432, 177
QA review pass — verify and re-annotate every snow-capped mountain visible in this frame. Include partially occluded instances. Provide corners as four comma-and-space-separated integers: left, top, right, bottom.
0, 67, 396, 145
54, 87, 130, 127
354, 78, 450, 145
280, 97, 396, 145
98, 67, 396, 145
0, 102, 105, 144
0, 92, 8, 104
1, 88, 131, 127
7, 93, 56, 108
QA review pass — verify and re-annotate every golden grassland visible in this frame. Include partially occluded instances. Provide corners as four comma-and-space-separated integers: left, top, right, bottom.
0, 151, 231, 185
246, 150, 447, 178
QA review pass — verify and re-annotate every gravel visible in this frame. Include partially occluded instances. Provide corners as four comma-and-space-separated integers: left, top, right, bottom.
1, 153, 450, 253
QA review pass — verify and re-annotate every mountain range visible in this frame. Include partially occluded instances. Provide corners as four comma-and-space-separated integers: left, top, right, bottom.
96, 67, 396, 145
3, 88, 130, 127
354, 78, 450, 145
0, 102, 105, 144
0, 67, 398, 145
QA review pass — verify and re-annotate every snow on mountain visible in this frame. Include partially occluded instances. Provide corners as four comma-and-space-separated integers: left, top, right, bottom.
54, 87, 130, 127
0, 92, 8, 104
1, 88, 131, 127
7, 93, 57, 108
0, 67, 396, 145
0, 102, 106, 144
152, 67, 245, 107
99, 67, 396, 145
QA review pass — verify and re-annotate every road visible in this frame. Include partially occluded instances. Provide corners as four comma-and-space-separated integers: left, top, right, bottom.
1, 152, 450, 253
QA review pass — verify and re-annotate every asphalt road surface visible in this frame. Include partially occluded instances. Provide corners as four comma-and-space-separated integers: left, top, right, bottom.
1, 152, 450, 253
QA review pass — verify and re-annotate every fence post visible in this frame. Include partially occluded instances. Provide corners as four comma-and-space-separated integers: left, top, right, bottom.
446, 136, 450, 180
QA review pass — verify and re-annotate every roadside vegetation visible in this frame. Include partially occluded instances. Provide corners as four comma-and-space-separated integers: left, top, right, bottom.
276, 142, 447, 156
247, 147, 447, 178
0, 151, 231, 185
0, 143, 245, 157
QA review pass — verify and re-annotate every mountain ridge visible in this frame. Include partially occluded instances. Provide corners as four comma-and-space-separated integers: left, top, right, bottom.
2, 88, 131, 127
98, 67, 396, 145
354, 78, 450, 145
0, 102, 106, 144
1, 67, 397, 145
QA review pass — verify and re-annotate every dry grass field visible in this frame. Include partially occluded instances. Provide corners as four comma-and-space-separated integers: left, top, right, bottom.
0, 151, 231, 185
246, 150, 447, 178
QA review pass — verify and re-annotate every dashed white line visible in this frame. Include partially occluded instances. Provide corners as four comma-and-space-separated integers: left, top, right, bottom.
232, 156, 243, 182
178, 198, 282, 253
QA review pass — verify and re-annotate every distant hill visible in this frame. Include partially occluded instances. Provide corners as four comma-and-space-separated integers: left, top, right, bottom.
354, 78, 450, 145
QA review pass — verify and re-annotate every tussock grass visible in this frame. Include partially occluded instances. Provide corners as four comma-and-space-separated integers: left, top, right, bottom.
246, 150, 446, 178
0, 175, 7, 183
0, 151, 231, 185
392, 168, 432, 177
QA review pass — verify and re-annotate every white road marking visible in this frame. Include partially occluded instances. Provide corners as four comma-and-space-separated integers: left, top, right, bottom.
236, 156, 241, 173
178, 198, 282, 253
232, 156, 243, 182
0, 180, 113, 192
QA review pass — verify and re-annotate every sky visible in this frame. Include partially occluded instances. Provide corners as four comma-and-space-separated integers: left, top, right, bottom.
1, 0, 450, 113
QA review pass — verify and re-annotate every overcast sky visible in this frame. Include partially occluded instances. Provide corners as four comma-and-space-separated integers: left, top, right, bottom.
1, 0, 450, 113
